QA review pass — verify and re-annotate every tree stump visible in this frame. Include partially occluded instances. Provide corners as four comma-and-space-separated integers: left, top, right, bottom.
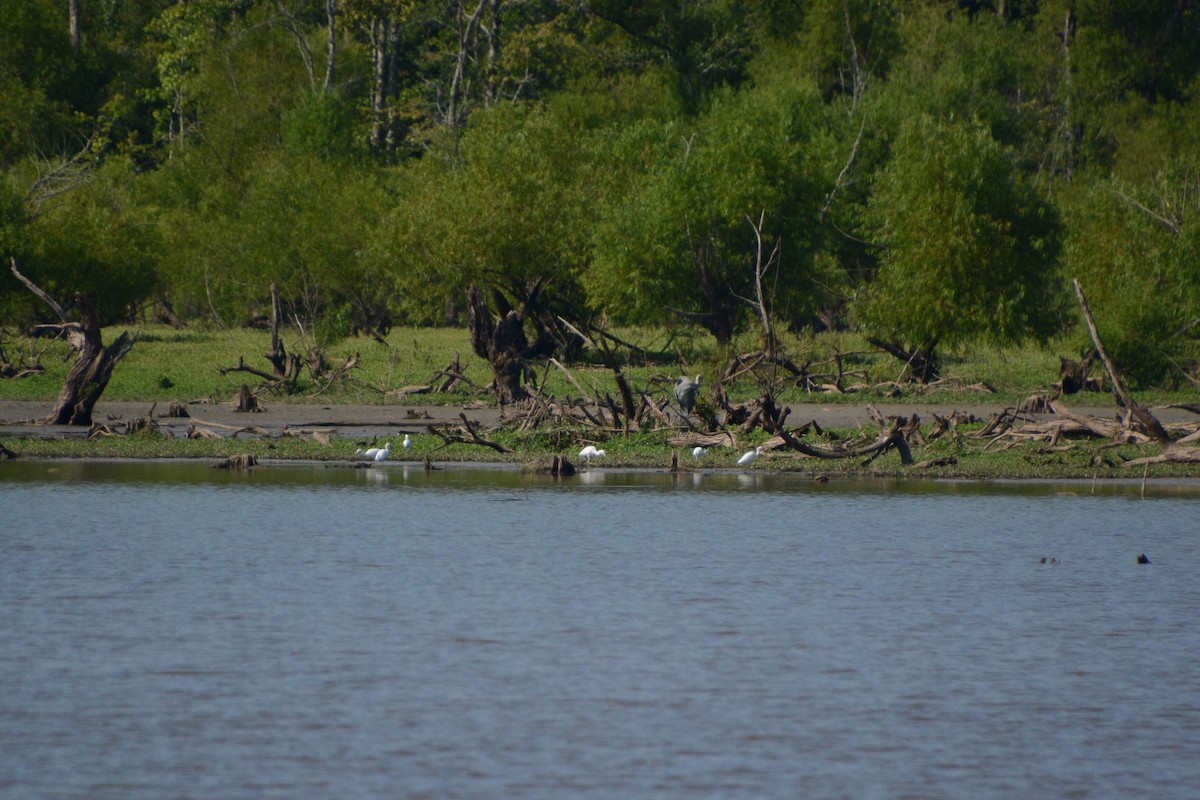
230, 384, 260, 412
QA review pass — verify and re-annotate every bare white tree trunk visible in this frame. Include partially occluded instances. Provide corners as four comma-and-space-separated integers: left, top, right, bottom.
324, 0, 339, 91
447, 0, 488, 129
68, 0, 81, 49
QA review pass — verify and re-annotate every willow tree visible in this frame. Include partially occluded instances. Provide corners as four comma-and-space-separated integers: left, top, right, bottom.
587, 81, 827, 344
857, 115, 1063, 381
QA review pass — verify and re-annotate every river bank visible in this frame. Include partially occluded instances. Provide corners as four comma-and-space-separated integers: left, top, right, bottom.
5, 397, 1196, 440
3, 397, 1199, 482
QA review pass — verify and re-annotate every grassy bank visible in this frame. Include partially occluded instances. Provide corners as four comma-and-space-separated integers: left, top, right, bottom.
4, 410, 1199, 482
2, 322, 1188, 407
2, 323, 1198, 480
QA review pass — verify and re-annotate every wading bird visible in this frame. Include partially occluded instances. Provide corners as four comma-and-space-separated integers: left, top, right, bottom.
674, 375, 702, 413
373, 442, 392, 462
403, 434, 412, 450
579, 445, 606, 462
357, 443, 387, 459
737, 446, 763, 466
692, 446, 709, 458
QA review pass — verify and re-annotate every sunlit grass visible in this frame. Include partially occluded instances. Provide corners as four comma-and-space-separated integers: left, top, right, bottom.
0, 323, 1194, 410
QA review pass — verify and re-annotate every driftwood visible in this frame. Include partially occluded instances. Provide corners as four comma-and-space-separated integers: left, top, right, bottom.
282, 428, 333, 446
426, 413, 513, 453
558, 318, 638, 433
1072, 279, 1200, 466
217, 285, 307, 390
214, 453, 258, 469
981, 284, 1200, 467
523, 455, 577, 476
433, 353, 484, 393
185, 416, 271, 439
217, 356, 278, 383
391, 384, 432, 397
775, 422, 914, 466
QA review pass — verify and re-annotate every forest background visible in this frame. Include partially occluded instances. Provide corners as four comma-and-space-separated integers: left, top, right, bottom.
1, 0, 1198, 394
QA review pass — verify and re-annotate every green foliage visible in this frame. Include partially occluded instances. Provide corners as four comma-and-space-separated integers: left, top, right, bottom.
282, 90, 359, 161
0, 0, 1197, 391
584, 0, 757, 113
858, 115, 1063, 355
9, 158, 159, 326
157, 152, 391, 334
370, 99, 603, 327
587, 79, 827, 342
1063, 157, 1200, 387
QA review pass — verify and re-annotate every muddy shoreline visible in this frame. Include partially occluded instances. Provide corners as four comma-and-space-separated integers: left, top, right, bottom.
2, 397, 1190, 441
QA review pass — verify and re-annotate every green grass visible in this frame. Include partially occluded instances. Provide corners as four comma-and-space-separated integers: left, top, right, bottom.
7, 322, 1188, 409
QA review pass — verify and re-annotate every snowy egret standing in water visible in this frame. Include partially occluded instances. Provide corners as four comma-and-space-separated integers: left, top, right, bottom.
737, 446, 763, 466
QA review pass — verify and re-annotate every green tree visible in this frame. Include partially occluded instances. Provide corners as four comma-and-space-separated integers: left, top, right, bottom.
587, 80, 826, 343
7, 157, 159, 326
581, 0, 756, 114
370, 97, 601, 349
857, 115, 1063, 380
1063, 157, 1200, 387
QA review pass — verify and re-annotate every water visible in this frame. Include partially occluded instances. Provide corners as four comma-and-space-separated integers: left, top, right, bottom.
3, 460, 1200, 799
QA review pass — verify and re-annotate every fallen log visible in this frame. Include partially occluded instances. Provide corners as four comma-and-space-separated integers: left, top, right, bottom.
776, 424, 913, 465
426, 413, 513, 453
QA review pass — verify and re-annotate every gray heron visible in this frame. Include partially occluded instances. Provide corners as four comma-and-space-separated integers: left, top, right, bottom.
674, 375, 702, 413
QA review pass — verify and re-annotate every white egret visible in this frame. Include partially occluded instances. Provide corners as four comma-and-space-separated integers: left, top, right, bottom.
737, 446, 763, 466
357, 445, 383, 459
674, 375, 702, 413
403, 434, 412, 450
373, 442, 393, 462
579, 445, 606, 462
692, 446, 709, 458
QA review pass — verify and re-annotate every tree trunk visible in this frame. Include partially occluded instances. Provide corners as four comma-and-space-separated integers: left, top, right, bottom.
69, 0, 81, 49
467, 283, 530, 405
484, 0, 501, 106
370, 16, 389, 148
324, 0, 339, 91
447, 0, 488, 129
46, 316, 135, 425
868, 337, 940, 383
10, 259, 137, 426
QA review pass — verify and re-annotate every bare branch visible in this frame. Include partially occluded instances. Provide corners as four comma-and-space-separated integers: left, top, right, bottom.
1101, 185, 1182, 235
10, 258, 70, 323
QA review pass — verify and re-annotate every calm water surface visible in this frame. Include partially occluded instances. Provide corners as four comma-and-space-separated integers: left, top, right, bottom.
2, 460, 1199, 799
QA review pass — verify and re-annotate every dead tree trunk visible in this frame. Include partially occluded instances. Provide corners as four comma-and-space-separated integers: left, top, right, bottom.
467, 283, 530, 404
868, 336, 940, 383
10, 258, 136, 426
